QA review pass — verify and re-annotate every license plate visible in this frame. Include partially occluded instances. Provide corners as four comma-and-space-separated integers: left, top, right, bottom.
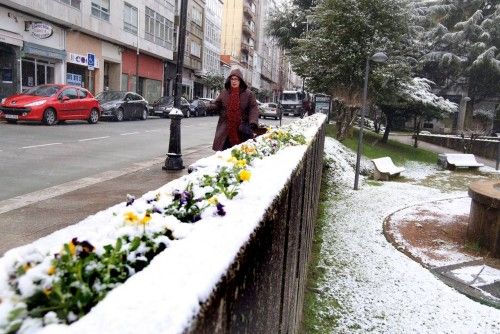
5, 114, 18, 119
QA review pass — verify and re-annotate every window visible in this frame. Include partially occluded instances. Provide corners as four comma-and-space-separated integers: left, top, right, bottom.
57, 0, 81, 9
124, 3, 138, 35
91, 0, 110, 21
145, 7, 173, 49
190, 41, 201, 58
77, 89, 88, 98
192, 8, 202, 26
61, 88, 78, 99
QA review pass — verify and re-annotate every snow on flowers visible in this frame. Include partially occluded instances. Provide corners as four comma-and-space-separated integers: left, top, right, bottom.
0, 115, 323, 333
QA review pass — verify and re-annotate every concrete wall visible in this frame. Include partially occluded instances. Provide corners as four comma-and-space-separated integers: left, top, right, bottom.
188, 123, 325, 333
418, 135, 499, 160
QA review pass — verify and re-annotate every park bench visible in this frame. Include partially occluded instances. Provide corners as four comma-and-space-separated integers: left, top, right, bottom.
437, 153, 484, 170
371, 157, 405, 181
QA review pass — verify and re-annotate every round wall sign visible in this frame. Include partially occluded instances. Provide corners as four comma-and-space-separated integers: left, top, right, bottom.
31, 23, 53, 39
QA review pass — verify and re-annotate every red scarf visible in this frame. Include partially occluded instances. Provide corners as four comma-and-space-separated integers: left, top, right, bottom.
227, 87, 241, 145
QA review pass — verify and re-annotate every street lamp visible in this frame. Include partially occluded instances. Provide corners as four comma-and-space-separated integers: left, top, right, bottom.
163, 0, 188, 171
353, 52, 388, 190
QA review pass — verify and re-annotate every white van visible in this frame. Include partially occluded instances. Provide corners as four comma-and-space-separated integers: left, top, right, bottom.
280, 90, 303, 116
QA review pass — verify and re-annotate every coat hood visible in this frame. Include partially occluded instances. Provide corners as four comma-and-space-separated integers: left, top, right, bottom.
224, 68, 248, 90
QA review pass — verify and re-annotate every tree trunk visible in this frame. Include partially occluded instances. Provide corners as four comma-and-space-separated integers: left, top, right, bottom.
413, 115, 420, 148
381, 109, 394, 143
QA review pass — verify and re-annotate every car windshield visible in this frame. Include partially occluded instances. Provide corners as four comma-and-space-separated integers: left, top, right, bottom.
96, 91, 126, 102
267, 103, 277, 108
282, 93, 298, 101
24, 85, 61, 97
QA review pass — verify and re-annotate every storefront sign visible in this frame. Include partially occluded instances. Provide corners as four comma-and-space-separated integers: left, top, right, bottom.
67, 53, 99, 68
66, 73, 82, 86
30, 23, 53, 39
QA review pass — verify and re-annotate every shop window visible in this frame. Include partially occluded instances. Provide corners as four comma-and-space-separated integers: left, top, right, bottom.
91, 0, 110, 21
142, 78, 162, 103
121, 74, 128, 91
22, 60, 35, 87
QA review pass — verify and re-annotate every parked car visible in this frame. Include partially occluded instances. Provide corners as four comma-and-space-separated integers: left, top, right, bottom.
0, 84, 100, 125
151, 96, 191, 118
190, 97, 214, 117
96, 91, 149, 121
259, 102, 282, 120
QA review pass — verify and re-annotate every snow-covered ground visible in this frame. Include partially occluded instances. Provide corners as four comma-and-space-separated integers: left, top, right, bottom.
315, 138, 500, 332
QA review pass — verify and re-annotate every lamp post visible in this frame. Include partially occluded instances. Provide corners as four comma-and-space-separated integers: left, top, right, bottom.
353, 52, 388, 190
163, 0, 188, 171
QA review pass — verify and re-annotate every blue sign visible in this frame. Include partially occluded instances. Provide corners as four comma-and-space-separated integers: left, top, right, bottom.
67, 73, 82, 86
87, 53, 95, 70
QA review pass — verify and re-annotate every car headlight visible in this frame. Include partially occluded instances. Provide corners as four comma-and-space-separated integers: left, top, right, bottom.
25, 100, 47, 107
1, 98, 5, 104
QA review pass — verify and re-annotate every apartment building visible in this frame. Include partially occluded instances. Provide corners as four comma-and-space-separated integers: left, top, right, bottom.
202, 0, 223, 98
0, 0, 175, 103
221, 0, 258, 86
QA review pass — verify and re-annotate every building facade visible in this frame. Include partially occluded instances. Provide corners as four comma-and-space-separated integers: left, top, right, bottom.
0, 0, 175, 102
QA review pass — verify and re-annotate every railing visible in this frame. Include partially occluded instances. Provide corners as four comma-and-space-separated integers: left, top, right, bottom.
189, 122, 326, 333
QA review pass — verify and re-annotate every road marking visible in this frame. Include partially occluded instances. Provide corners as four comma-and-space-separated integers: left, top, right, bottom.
20, 143, 62, 149
120, 132, 140, 136
0, 144, 212, 215
145, 129, 162, 133
78, 136, 110, 142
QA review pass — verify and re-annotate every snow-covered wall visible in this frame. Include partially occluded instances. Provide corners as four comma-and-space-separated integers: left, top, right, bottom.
0, 115, 327, 334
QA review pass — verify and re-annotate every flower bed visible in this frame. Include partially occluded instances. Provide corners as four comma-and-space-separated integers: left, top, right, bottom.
0, 114, 326, 334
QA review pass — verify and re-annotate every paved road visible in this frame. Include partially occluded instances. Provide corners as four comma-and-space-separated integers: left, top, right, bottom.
0, 115, 293, 201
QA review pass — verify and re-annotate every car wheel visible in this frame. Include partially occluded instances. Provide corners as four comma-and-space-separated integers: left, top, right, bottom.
43, 108, 57, 126
6, 119, 17, 124
88, 108, 99, 124
115, 108, 124, 121
140, 108, 148, 120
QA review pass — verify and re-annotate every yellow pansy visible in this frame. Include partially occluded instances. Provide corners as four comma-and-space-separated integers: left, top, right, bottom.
124, 211, 139, 224
236, 159, 247, 168
22, 263, 32, 273
47, 265, 56, 275
227, 156, 238, 164
140, 213, 152, 225
242, 144, 256, 154
68, 241, 76, 256
207, 196, 218, 205
239, 169, 251, 182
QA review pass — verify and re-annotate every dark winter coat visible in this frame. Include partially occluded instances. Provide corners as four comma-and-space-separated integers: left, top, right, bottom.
208, 69, 259, 151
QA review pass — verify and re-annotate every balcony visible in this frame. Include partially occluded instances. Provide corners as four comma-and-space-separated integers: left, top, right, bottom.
243, 3, 255, 19
241, 42, 254, 55
242, 22, 255, 37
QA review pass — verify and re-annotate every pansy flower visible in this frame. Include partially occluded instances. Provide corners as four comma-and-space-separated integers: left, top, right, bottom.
238, 170, 251, 182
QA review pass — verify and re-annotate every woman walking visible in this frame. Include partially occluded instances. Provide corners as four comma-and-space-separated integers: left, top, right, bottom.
208, 69, 259, 151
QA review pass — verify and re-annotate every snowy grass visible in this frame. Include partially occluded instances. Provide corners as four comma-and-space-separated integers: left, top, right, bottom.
336, 126, 437, 165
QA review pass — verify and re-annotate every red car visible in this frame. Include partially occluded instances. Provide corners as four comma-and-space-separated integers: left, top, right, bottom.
0, 84, 100, 125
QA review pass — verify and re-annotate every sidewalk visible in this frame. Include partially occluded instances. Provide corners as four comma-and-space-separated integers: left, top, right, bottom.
0, 144, 213, 255
390, 132, 498, 168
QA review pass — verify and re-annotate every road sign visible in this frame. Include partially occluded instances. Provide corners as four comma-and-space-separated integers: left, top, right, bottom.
87, 53, 95, 71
